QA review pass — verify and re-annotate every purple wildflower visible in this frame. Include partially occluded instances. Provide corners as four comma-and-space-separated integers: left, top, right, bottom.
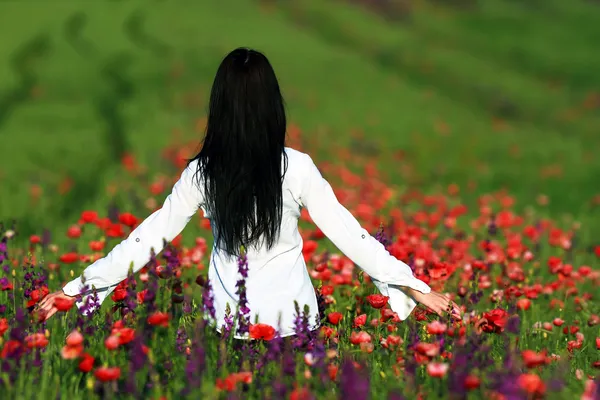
142, 250, 160, 315
107, 202, 119, 223
181, 319, 206, 396
374, 223, 390, 248
124, 334, 147, 396
41, 229, 51, 250
221, 303, 234, 341
235, 248, 250, 337
176, 325, 188, 353
488, 214, 497, 236
183, 294, 192, 314
202, 276, 216, 321
340, 358, 370, 400
161, 240, 179, 278
506, 314, 521, 334
388, 393, 406, 400
292, 301, 309, 349
281, 338, 296, 377
122, 269, 138, 318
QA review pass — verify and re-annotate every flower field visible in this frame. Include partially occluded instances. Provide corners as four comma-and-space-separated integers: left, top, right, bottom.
1, 129, 599, 399
1, 1, 600, 399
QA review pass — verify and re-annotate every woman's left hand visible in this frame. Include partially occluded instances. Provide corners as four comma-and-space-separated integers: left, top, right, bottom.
36, 290, 76, 321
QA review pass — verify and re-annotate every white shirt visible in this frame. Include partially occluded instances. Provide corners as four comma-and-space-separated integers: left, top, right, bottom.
63, 147, 431, 338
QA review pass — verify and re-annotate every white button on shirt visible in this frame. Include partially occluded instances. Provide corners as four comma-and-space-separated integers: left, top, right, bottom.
62, 147, 431, 338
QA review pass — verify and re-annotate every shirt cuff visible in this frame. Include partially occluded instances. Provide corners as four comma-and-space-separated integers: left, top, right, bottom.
62, 277, 85, 297
371, 278, 430, 320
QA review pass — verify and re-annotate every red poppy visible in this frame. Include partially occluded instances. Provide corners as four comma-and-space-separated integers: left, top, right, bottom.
353, 314, 367, 327
249, 323, 276, 341
365, 294, 389, 309
478, 308, 509, 333
312, 228, 325, 240
327, 312, 343, 325
89, 240, 105, 252
232, 372, 252, 384
415, 342, 440, 358
380, 308, 400, 323
112, 320, 125, 330
66, 330, 84, 347
27, 286, 49, 308
106, 223, 124, 238
427, 362, 449, 378
113, 327, 136, 345
67, 225, 82, 239
290, 387, 313, 400
0, 318, 8, 335
121, 152, 137, 171
137, 289, 148, 304
518, 373, 545, 396
61, 344, 84, 359
94, 367, 121, 382
380, 335, 402, 349
25, 333, 48, 349
79, 353, 95, 372
426, 321, 448, 335
119, 213, 138, 228
522, 350, 549, 368
111, 281, 128, 302
30, 235, 41, 245
95, 217, 111, 230
215, 371, 252, 391
302, 240, 318, 261
81, 211, 98, 224
516, 298, 531, 311
54, 297, 75, 312
563, 325, 579, 335
59, 252, 79, 264
104, 335, 120, 351
1, 340, 22, 359
349, 331, 372, 345
328, 364, 338, 380
321, 285, 334, 296
463, 375, 481, 390
215, 376, 236, 391
596, 337, 600, 350
320, 326, 335, 338
147, 312, 170, 327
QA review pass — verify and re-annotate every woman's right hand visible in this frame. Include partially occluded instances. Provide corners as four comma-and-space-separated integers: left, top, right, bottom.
406, 288, 461, 319
36, 290, 77, 321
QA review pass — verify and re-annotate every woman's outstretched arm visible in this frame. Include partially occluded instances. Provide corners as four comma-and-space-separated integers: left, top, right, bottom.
299, 153, 459, 320
38, 160, 204, 318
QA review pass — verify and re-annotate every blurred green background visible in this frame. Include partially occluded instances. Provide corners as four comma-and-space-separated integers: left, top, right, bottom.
0, 0, 599, 240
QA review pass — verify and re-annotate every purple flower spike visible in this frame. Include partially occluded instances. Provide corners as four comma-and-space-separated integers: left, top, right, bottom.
340, 358, 370, 400
235, 247, 250, 337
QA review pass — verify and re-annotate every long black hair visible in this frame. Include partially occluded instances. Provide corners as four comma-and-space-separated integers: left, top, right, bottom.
189, 48, 288, 257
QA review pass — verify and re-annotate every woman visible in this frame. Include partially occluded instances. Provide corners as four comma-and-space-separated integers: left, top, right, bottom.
38, 48, 460, 338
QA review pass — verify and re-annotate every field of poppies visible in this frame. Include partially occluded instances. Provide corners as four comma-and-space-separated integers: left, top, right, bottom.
2, 133, 600, 399
1, 1, 600, 399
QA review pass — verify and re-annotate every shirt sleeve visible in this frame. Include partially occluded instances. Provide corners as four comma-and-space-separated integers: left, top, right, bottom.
299, 153, 431, 319
62, 160, 204, 304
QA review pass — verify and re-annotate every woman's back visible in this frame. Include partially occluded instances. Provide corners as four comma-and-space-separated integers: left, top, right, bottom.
47, 48, 452, 337
206, 147, 320, 337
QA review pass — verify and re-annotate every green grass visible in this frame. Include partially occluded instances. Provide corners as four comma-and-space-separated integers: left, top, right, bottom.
0, 0, 599, 238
